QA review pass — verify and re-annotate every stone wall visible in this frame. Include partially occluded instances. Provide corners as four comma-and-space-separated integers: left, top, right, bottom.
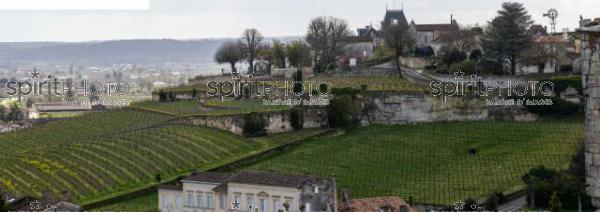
360, 91, 537, 125
399, 56, 433, 69
172, 92, 536, 136
171, 108, 328, 136
580, 25, 600, 208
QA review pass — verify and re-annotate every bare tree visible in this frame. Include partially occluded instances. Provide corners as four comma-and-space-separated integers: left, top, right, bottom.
215, 41, 243, 74
438, 26, 480, 55
306, 16, 351, 73
258, 43, 274, 75
240, 29, 264, 75
520, 42, 550, 74
382, 23, 416, 75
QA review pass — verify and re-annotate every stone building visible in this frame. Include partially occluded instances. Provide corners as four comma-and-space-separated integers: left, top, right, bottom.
158, 171, 336, 212
578, 18, 600, 209
356, 9, 458, 50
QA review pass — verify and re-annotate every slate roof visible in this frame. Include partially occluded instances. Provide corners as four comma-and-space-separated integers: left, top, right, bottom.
529, 24, 548, 36
182, 172, 232, 183
174, 171, 322, 192
343, 36, 373, 43
578, 25, 600, 33
414, 23, 458, 32
383, 10, 409, 27
158, 184, 183, 190
226, 171, 320, 188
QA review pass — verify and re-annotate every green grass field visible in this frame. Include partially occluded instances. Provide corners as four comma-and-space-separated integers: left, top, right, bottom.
0, 109, 324, 205
238, 120, 583, 205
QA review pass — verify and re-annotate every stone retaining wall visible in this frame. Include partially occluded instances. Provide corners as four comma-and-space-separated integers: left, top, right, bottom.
171, 108, 328, 136
360, 91, 536, 125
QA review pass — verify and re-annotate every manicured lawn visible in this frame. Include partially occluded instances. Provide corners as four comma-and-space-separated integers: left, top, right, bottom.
239, 120, 583, 205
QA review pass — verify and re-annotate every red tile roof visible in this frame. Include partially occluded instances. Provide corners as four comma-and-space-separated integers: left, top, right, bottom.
345, 196, 416, 212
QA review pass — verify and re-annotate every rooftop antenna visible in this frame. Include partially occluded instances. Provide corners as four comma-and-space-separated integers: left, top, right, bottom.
543, 8, 559, 34
401, 0, 404, 11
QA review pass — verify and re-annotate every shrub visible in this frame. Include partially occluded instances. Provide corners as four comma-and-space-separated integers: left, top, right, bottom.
484, 193, 499, 210
469, 49, 483, 61
243, 112, 266, 137
290, 109, 303, 130
549, 191, 562, 212
155, 173, 162, 183
327, 95, 360, 129
550, 76, 582, 94
522, 96, 582, 117
522, 152, 594, 210
330, 87, 361, 96
158, 90, 168, 102
442, 48, 467, 65
168, 92, 177, 102
449, 60, 477, 75
191, 88, 199, 98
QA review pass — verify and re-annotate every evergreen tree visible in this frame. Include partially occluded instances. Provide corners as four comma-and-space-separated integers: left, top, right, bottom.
482, 2, 533, 75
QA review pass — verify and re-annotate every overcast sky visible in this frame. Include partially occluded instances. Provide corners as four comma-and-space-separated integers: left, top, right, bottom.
0, 0, 597, 42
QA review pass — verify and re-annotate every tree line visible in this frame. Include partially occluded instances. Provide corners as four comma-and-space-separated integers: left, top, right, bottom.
214, 15, 418, 76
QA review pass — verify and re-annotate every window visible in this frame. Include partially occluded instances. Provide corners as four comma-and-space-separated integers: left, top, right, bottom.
285, 200, 293, 212
187, 192, 193, 207
219, 194, 226, 209
162, 194, 168, 209
273, 199, 280, 212
175, 195, 181, 208
259, 198, 267, 212
247, 196, 254, 210
305, 203, 311, 212
234, 195, 241, 209
197, 194, 203, 208
207, 195, 214, 209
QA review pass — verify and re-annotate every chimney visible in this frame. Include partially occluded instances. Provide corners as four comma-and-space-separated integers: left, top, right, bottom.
451, 14, 453, 23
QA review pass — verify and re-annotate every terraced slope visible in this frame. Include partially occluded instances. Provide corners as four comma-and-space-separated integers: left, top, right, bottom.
0, 110, 261, 203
